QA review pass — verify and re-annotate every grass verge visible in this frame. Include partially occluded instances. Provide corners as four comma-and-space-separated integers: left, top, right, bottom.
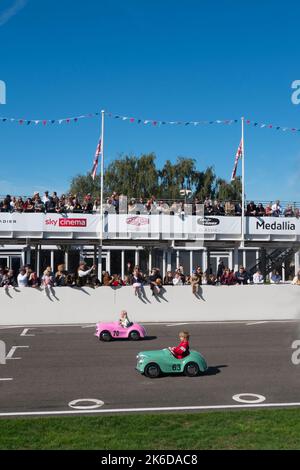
0, 408, 299, 450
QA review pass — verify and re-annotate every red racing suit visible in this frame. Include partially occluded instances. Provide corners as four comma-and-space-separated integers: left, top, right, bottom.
171, 340, 190, 359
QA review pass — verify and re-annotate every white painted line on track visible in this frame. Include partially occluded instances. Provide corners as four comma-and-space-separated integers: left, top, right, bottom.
6, 346, 29, 360
166, 323, 189, 327
246, 321, 268, 326
1, 402, 300, 417
0, 319, 297, 330
20, 328, 35, 337
0, 378, 13, 381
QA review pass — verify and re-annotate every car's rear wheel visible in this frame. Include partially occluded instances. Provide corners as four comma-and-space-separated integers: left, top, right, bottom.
144, 363, 161, 378
99, 330, 112, 342
129, 330, 140, 341
184, 362, 200, 377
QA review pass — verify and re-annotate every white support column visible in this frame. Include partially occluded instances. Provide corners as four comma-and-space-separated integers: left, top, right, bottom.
135, 249, 139, 267
294, 250, 300, 275
21, 248, 26, 267
25, 245, 31, 266
282, 261, 286, 282
50, 250, 54, 273
256, 249, 260, 263
64, 247, 69, 271
202, 248, 208, 273
242, 249, 246, 268
93, 245, 97, 266
121, 250, 125, 280
36, 246, 41, 277
149, 250, 152, 273
162, 250, 166, 279
189, 250, 193, 275
176, 250, 180, 269
229, 249, 234, 271
167, 250, 172, 272
98, 246, 102, 279
233, 247, 239, 272
106, 249, 111, 274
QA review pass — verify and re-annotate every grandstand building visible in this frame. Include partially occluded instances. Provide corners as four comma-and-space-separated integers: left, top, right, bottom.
0, 205, 299, 280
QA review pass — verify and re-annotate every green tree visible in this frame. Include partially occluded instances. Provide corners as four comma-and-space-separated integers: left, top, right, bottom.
69, 173, 100, 198
194, 166, 216, 201
215, 176, 242, 201
104, 153, 158, 198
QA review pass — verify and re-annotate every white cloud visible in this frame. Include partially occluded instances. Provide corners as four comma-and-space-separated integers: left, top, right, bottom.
0, 0, 27, 27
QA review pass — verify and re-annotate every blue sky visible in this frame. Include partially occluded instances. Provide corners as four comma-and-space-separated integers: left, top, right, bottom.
0, 0, 300, 201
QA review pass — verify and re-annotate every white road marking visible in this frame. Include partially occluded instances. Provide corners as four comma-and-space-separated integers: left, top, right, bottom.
0, 340, 6, 364
166, 323, 189, 327
68, 399, 104, 410
20, 328, 35, 337
6, 346, 29, 360
1, 402, 300, 417
0, 378, 13, 381
246, 321, 268, 326
0, 319, 297, 330
232, 393, 266, 404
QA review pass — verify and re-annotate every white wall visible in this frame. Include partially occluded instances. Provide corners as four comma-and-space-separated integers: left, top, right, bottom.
0, 285, 299, 326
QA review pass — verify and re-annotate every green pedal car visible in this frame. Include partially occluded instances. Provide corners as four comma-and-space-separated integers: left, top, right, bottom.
136, 348, 208, 378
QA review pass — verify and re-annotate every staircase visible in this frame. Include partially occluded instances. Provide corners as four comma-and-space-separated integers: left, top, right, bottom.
249, 247, 297, 277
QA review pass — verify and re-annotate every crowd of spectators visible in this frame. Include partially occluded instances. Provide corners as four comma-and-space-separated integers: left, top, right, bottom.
0, 262, 100, 291
0, 260, 291, 293
0, 192, 99, 214
0, 191, 299, 217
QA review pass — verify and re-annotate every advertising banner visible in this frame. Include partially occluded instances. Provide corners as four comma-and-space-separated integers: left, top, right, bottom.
247, 217, 300, 235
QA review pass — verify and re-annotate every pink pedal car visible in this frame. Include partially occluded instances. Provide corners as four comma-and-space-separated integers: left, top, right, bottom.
95, 321, 147, 342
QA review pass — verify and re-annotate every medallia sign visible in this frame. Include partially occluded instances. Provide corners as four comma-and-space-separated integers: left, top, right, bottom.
248, 217, 299, 235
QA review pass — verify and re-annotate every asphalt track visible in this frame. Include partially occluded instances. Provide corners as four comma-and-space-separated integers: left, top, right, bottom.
0, 321, 300, 417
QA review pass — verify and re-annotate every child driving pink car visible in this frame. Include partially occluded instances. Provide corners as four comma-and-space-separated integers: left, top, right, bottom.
119, 310, 132, 328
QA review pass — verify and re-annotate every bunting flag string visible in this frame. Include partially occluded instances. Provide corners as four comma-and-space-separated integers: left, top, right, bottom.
244, 119, 300, 133
0, 112, 101, 126
105, 112, 238, 127
0, 110, 300, 134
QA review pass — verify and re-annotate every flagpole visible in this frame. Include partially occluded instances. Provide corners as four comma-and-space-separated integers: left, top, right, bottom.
241, 116, 245, 245
99, 109, 105, 282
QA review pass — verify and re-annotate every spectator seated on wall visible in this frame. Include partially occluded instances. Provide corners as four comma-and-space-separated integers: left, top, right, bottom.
234, 266, 250, 285
220, 268, 236, 285
55, 264, 68, 286
270, 270, 282, 284
149, 268, 163, 296
292, 270, 300, 285
77, 262, 96, 287
0, 269, 17, 288
132, 265, 144, 295
163, 271, 174, 285
172, 272, 183, 286
252, 270, 264, 284
17, 267, 29, 288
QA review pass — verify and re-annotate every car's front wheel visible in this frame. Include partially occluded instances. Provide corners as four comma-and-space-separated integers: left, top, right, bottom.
184, 362, 200, 377
144, 363, 161, 378
99, 330, 112, 342
129, 330, 140, 341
